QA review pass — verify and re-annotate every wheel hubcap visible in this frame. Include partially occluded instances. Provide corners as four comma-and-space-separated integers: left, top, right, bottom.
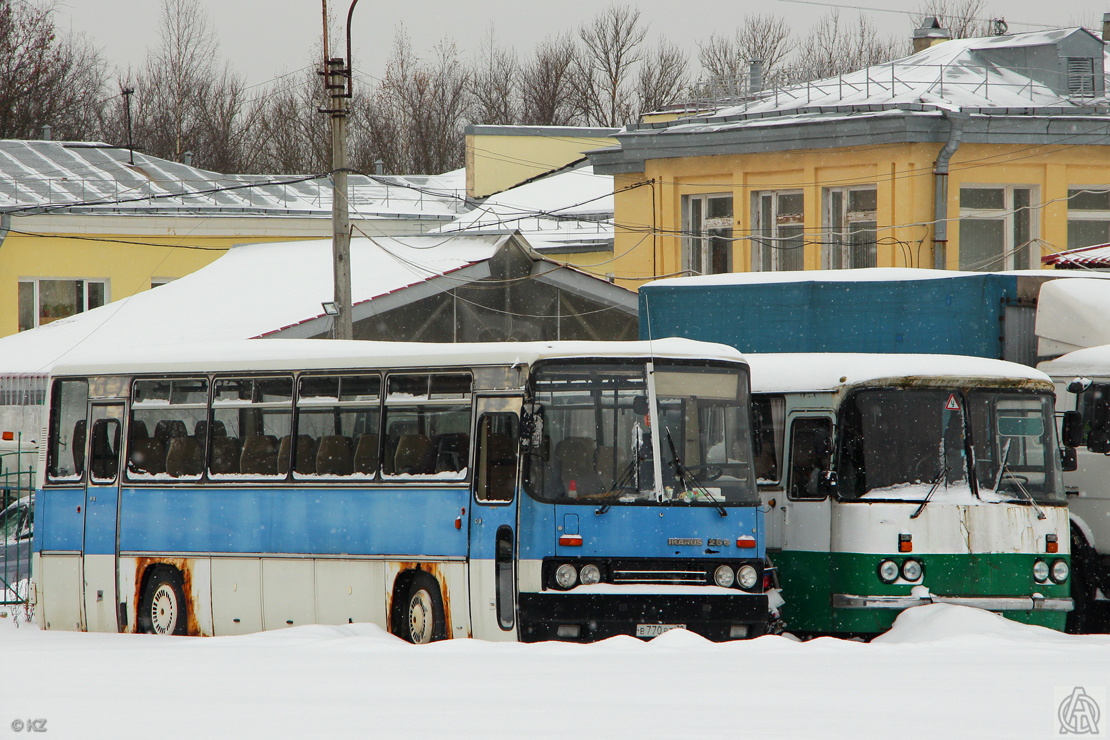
407, 589, 434, 644
150, 583, 179, 635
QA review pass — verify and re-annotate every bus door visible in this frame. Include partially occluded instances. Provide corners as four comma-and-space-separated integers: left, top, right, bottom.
468, 396, 521, 641
81, 403, 125, 632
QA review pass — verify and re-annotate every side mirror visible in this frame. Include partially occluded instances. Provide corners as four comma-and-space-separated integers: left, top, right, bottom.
1061, 447, 1078, 472
1062, 411, 1084, 449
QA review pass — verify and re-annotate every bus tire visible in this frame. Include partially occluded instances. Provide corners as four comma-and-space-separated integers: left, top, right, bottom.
399, 572, 446, 644
139, 567, 188, 636
1067, 526, 1097, 634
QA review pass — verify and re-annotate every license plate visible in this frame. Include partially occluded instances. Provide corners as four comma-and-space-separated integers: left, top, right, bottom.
636, 623, 685, 638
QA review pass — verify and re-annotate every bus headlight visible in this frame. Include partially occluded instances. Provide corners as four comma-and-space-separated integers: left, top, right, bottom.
901, 559, 923, 582
878, 559, 899, 584
579, 564, 602, 585
554, 563, 578, 589
1051, 559, 1070, 584
1032, 559, 1049, 583
713, 565, 735, 588
736, 565, 759, 591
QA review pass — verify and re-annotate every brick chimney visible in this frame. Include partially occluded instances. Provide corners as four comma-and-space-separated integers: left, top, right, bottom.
1103, 12, 1110, 44
913, 16, 952, 54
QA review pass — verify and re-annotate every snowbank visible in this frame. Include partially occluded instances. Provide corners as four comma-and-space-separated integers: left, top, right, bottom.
0, 604, 1107, 739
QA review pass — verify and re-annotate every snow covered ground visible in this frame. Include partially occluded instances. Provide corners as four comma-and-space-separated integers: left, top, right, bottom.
0, 604, 1107, 739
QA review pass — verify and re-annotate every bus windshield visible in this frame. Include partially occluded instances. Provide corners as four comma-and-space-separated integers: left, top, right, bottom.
836, 388, 1062, 505
523, 361, 758, 506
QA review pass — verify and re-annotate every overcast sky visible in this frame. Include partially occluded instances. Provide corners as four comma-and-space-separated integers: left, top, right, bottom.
53, 0, 1109, 88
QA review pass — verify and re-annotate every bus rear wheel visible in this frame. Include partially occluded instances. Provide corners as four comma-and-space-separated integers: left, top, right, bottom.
399, 572, 446, 644
139, 567, 188, 636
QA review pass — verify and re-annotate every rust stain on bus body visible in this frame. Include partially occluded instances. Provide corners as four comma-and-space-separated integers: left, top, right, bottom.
389, 561, 453, 640
133, 557, 207, 637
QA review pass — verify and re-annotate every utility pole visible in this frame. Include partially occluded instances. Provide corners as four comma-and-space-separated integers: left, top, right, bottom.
324, 56, 353, 341
320, 0, 360, 341
121, 87, 135, 165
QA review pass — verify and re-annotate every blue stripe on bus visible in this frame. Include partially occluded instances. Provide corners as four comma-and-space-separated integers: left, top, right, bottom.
116, 486, 470, 556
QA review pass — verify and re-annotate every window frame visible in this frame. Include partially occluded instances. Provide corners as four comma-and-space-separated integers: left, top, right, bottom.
823, 186, 877, 269
681, 193, 734, 276
1066, 186, 1110, 250
786, 415, 834, 501
957, 185, 1038, 271
752, 190, 805, 272
18, 277, 109, 332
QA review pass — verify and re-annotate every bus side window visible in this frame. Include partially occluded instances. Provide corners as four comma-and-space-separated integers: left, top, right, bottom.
789, 417, 833, 500
47, 378, 89, 484
476, 413, 519, 503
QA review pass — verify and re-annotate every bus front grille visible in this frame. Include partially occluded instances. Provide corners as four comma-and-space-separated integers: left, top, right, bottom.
609, 569, 707, 585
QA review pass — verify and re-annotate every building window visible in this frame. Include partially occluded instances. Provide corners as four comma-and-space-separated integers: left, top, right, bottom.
958, 186, 1035, 271
18, 278, 108, 331
824, 187, 877, 269
753, 191, 804, 271
682, 194, 733, 275
1067, 188, 1110, 249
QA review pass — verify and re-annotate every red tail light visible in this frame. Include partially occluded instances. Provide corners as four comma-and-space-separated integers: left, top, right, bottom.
559, 534, 583, 547
736, 536, 757, 549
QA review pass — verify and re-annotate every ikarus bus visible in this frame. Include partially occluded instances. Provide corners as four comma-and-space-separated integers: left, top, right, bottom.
33, 338, 769, 642
747, 353, 1072, 636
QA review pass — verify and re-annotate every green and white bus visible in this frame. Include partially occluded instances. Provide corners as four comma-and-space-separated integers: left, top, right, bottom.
748, 353, 1072, 636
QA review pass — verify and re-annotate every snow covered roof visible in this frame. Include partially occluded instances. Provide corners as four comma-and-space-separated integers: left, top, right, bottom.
590, 27, 1110, 174
1038, 343, 1110, 377
1042, 243, 1110, 268
747, 353, 1052, 394
432, 161, 613, 252
1035, 278, 1110, 356
644, 267, 962, 290
0, 140, 468, 220
50, 337, 742, 377
0, 235, 512, 375
645, 28, 1106, 132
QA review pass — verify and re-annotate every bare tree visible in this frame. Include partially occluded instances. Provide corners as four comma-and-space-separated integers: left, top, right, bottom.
786, 11, 909, 83
919, 0, 995, 39
697, 14, 794, 97
636, 39, 688, 117
110, 0, 255, 171
572, 5, 647, 127
251, 65, 331, 174
519, 34, 578, 126
469, 29, 518, 125
0, 0, 107, 140
354, 30, 470, 175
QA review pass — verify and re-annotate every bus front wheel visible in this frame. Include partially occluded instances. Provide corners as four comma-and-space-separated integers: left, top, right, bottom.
139, 567, 188, 636
398, 572, 446, 644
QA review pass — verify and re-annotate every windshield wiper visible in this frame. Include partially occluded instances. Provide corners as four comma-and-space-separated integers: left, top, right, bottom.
910, 466, 950, 520
993, 439, 1046, 520
665, 430, 727, 517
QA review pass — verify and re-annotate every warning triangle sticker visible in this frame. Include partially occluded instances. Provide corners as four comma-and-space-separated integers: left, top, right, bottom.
945, 394, 961, 411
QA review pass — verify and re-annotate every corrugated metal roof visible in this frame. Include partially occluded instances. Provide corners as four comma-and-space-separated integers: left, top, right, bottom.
1043, 243, 1110, 268
0, 140, 469, 220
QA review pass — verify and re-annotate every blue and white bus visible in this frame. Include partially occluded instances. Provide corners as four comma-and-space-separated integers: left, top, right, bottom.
33, 338, 768, 642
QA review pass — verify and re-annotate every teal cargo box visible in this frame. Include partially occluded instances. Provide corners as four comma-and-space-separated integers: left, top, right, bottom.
638, 268, 1059, 365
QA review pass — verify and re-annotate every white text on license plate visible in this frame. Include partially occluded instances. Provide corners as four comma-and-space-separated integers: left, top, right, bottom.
636, 623, 685, 638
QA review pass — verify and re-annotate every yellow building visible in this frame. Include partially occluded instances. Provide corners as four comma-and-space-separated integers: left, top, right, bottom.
0, 140, 467, 338
588, 25, 1110, 290
464, 125, 617, 198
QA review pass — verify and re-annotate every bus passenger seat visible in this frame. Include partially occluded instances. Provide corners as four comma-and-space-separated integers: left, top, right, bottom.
279, 434, 317, 475
316, 435, 353, 476
166, 436, 203, 477
353, 434, 379, 475
129, 421, 167, 476
240, 435, 279, 475
394, 433, 433, 474
434, 433, 469, 473
210, 436, 241, 475
154, 419, 188, 441
486, 433, 516, 501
